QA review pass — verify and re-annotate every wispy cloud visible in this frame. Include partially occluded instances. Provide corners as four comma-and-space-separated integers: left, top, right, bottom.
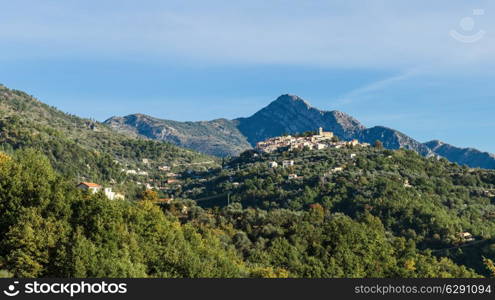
0, 1, 494, 68
334, 68, 423, 105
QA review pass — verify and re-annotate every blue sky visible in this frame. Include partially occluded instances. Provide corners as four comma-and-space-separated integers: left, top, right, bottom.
0, 1, 494, 152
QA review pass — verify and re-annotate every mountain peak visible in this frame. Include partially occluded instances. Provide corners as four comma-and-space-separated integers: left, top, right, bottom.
272, 94, 312, 109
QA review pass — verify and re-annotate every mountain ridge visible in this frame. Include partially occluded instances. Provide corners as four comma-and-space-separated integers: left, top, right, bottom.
425, 140, 495, 169
105, 113, 251, 157
105, 94, 495, 169
235, 94, 366, 144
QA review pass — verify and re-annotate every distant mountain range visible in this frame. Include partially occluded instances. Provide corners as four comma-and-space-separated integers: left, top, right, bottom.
105, 94, 495, 169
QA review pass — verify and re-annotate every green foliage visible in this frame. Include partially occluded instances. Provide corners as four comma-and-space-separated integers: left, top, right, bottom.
483, 257, 495, 277
182, 146, 495, 276
0, 85, 492, 278
0, 150, 247, 278
0, 85, 218, 187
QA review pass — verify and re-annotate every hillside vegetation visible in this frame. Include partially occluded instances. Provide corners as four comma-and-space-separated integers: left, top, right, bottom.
1, 84, 495, 278
0, 150, 483, 278
0, 85, 218, 186
178, 146, 495, 276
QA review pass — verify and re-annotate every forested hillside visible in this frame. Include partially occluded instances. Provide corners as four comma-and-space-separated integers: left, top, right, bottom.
0, 85, 217, 186
0, 151, 246, 278
178, 146, 495, 276
0, 150, 484, 278
1, 84, 495, 278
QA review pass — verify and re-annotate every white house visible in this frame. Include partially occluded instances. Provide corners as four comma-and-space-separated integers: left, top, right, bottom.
104, 187, 116, 200
282, 160, 295, 168
459, 232, 475, 242
269, 161, 278, 168
77, 182, 124, 200
125, 169, 138, 175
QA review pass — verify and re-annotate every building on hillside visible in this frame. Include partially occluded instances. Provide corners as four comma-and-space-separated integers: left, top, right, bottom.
104, 187, 116, 200
288, 174, 299, 180
317, 127, 334, 139
269, 161, 278, 168
458, 232, 475, 242
482, 190, 495, 198
167, 178, 180, 184
114, 193, 125, 200
348, 139, 359, 146
158, 165, 171, 171
282, 160, 295, 168
158, 198, 173, 204
77, 183, 124, 200
77, 182, 102, 194
316, 143, 327, 150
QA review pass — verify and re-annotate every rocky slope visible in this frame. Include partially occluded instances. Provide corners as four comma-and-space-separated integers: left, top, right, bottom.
425, 140, 495, 169
358, 126, 432, 156
105, 114, 251, 157
235, 95, 432, 156
235, 94, 365, 144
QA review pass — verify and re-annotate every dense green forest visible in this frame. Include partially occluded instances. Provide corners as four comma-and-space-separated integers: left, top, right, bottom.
178, 146, 495, 277
0, 150, 245, 277
0, 149, 487, 278
1, 84, 495, 278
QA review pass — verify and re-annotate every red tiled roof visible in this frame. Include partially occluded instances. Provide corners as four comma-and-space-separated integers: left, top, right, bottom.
79, 182, 102, 188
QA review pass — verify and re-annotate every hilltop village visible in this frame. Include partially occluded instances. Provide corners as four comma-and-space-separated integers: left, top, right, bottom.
256, 127, 370, 153
78, 128, 372, 201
